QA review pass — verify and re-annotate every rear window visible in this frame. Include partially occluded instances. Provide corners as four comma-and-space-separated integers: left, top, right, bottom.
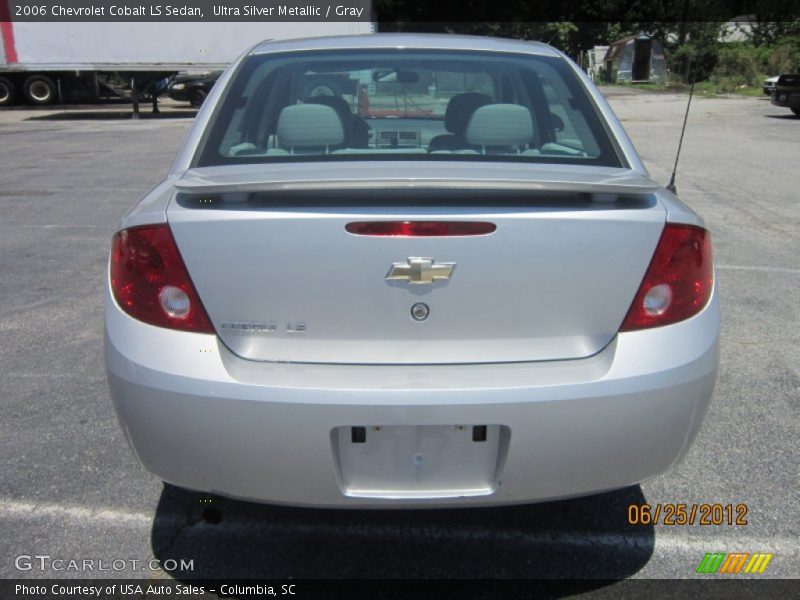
195, 49, 622, 168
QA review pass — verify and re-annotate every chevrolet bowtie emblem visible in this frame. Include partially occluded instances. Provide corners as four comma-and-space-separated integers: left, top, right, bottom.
385, 257, 456, 285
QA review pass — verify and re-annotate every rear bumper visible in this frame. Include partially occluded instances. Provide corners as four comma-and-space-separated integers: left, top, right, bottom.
105, 285, 719, 508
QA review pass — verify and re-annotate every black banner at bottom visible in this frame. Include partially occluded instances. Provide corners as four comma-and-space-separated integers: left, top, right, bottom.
2, 578, 796, 600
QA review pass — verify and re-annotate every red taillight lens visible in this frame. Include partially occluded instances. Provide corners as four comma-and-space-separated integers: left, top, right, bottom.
346, 221, 496, 236
620, 223, 713, 331
110, 224, 214, 334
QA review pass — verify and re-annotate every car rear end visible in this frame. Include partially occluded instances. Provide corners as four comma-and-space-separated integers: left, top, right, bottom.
105, 35, 719, 507
771, 73, 800, 114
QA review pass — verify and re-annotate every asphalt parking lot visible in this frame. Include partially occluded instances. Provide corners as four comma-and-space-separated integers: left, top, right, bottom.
0, 91, 797, 588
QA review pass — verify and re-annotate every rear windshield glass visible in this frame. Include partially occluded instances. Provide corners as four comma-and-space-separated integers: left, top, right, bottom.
195, 49, 622, 168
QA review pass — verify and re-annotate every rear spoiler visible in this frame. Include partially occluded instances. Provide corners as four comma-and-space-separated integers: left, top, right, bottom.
175, 164, 662, 197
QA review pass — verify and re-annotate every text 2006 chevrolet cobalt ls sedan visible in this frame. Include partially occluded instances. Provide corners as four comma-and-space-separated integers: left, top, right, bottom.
105, 34, 718, 507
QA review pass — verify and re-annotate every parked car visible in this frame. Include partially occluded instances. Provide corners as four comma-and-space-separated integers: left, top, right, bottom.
167, 71, 222, 107
105, 34, 719, 508
771, 73, 800, 115
762, 75, 779, 95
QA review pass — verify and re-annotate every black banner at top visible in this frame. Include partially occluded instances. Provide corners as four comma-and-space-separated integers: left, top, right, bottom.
5, 0, 800, 22
5, 0, 373, 21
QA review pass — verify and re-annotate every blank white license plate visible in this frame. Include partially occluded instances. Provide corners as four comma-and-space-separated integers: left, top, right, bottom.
333, 424, 509, 499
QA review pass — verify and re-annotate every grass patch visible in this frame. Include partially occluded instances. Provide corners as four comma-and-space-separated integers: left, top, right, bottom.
605, 80, 767, 97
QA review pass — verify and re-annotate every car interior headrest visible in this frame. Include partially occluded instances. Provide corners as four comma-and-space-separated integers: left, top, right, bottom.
276, 104, 345, 148
465, 104, 534, 147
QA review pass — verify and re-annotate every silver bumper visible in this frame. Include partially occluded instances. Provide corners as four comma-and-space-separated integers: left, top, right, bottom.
105, 285, 719, 508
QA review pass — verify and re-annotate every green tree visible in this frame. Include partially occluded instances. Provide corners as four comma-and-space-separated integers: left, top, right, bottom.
748, 20, 800, 46
668, 22, 725, 81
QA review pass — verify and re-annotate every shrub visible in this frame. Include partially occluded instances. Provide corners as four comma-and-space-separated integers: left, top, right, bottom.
707, 37, 800, 92
669, 44, 719, 82
712, 43, 762, 87
759, 36, 800, 73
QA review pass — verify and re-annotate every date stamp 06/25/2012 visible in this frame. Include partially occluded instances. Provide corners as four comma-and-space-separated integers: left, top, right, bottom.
627, 503, 749, 526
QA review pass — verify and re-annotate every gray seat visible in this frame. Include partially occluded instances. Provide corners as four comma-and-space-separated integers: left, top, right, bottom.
465, 104, 534, 154
276, 104, 345, 154
428, 92, 492, 152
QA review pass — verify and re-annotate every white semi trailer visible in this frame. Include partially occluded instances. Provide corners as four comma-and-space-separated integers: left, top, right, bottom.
0, 19, 374, 108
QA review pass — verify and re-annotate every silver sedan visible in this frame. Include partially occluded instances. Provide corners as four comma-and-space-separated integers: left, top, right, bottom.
105, 34, 719, 507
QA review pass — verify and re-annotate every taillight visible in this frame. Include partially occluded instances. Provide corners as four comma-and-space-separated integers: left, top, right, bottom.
110, 224, 215, 334
620, 223, 713, 331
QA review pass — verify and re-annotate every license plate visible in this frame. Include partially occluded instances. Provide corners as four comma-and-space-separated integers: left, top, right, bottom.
333, 424, 509, 499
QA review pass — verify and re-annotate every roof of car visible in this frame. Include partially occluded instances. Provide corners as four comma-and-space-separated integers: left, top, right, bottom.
251, 33, 561, 57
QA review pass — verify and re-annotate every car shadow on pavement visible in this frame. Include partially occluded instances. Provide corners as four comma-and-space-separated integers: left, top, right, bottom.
150, 482, 654, 591
764, 113, 800, 119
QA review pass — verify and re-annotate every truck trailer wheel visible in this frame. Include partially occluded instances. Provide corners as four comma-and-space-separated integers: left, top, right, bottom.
23, 75, 56, 105
188, 87, 208, 108
0, 77, 16, 107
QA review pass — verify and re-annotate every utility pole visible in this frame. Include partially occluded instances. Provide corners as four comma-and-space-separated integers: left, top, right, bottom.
678, 0, 690, 45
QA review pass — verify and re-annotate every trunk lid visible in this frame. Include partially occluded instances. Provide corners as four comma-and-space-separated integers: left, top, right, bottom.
167, 163, 666, 364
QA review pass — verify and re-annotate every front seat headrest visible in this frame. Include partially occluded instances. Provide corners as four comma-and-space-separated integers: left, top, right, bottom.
276, 104, 344, 149
465, 104, 534, 147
